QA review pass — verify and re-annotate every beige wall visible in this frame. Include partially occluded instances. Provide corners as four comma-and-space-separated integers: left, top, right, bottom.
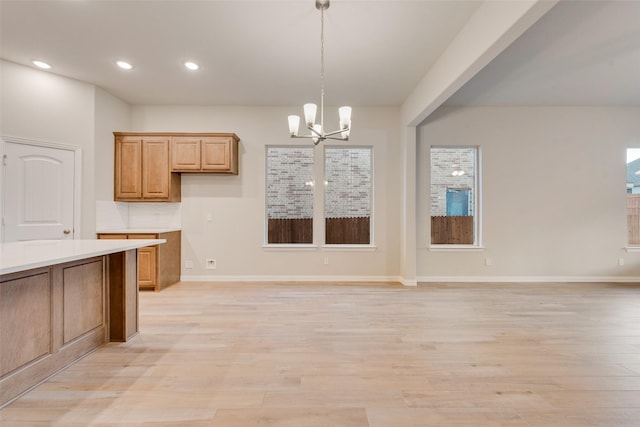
94, 87, 131, 203
5, 61, 639, 281
0, 60, 96, 238
131, 105, 403, 280
417, 106, 640, 280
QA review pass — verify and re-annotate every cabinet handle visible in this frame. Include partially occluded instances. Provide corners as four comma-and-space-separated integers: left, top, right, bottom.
63, 229, 71, 234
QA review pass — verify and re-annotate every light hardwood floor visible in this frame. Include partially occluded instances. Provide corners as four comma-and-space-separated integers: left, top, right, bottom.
2, 281, 640, 426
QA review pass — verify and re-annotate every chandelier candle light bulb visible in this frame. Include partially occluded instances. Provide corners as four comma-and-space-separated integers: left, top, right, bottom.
312, 124, 323, 144
304, 103, 318, 128
287, 0, 352, 145
288, 115, 300, 136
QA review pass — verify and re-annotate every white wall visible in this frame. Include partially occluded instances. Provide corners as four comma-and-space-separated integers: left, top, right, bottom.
131, 105, 402, 281
94, 86, 131, 202
0, 60, 96, 238
417, 106, 640, 281
9, 60, 637, 282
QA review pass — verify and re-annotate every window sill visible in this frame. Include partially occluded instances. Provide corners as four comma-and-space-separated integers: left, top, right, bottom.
429, 245, 485, 252
262, 244, 318, 251
323, 245, 377, 252
624, 246, 640, 252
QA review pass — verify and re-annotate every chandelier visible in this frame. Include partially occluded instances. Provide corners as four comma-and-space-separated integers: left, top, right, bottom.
287, 0, 352, 145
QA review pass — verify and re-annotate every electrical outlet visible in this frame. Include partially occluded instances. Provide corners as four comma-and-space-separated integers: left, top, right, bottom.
324, 257, 329, 265
206, 259, 217, 269
485, 257, 492, 266
618, 258, 625, 266
185, 260, 194, 269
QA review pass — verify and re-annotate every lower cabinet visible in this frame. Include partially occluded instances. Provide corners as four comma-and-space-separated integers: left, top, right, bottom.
97, 231, 180, 291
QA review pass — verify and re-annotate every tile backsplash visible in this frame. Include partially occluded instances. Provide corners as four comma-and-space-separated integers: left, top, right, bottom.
96, 201, 182, 230
129, 203, 182, 229
96, 201, 129, 230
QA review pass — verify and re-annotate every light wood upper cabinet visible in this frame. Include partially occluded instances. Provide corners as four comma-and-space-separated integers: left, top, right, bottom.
142, 137, 172, 198
202, 137, 234, 172
114, 133, 181, 202
171, 134, 239, 174
114, 132, 239, 202
171, 137, 201, 171
114, 136, 142, 199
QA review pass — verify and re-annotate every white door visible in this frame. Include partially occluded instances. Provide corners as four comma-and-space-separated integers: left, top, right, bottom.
3, 141, 75, 242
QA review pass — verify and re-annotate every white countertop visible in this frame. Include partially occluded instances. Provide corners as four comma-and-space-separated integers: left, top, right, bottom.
0, 239, 165, 276
96, 228, 181, 234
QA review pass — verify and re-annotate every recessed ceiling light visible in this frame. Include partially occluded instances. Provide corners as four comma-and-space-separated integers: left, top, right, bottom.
32, 60, 52, 69
184, 62, 199, 71
116, 60, 133, 70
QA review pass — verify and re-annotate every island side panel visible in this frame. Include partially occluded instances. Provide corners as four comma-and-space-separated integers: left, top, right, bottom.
108, 249, 139, 341
62, 259, 106, 344
158, 230, 181, 290
0, 268, 51, 379
0, 257, 107, 408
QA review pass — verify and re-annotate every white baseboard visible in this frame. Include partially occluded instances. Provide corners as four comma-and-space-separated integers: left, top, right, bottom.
179, 275, 640, 285
180, 275, 404, 284
400, 278, 418, 287
418, 276, 640, 283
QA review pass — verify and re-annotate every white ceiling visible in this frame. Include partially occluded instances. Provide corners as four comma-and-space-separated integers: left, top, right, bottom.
445, 0, 640, 106
1, 0, 638, 109
0, 0, 480, 106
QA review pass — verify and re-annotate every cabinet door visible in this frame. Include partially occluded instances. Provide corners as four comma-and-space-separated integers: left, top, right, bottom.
171, 137, 201, 171
202, 137, 233, 172
137, 246, 157, 290
142, 137, 171, 199
115, 137, 142, 200
126, 234, 158, 291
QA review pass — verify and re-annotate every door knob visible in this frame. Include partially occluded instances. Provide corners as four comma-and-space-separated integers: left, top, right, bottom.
63, 229, 71, 234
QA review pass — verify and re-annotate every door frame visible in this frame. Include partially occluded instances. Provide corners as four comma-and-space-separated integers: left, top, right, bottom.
1, 135, 82, 242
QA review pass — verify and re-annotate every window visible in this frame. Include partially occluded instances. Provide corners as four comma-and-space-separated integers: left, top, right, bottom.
626, 148, 640, 245
266, 146, 314, 244
430, 146, 479, 246
324, 147, 372, 245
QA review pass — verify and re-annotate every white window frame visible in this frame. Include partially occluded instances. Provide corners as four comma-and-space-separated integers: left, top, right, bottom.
263, 145, 316, 248
429, 145, 483, 251
625, 147, 640, 250
322, 145, 375, 248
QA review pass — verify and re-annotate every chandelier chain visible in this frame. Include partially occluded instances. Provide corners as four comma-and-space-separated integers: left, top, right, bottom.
320, 5, 325, 131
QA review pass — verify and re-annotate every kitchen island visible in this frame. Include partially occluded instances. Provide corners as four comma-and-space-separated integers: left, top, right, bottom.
0, 239, 163, 407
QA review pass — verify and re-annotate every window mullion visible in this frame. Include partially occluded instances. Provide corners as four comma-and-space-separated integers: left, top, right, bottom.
314, 146, 325, 246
